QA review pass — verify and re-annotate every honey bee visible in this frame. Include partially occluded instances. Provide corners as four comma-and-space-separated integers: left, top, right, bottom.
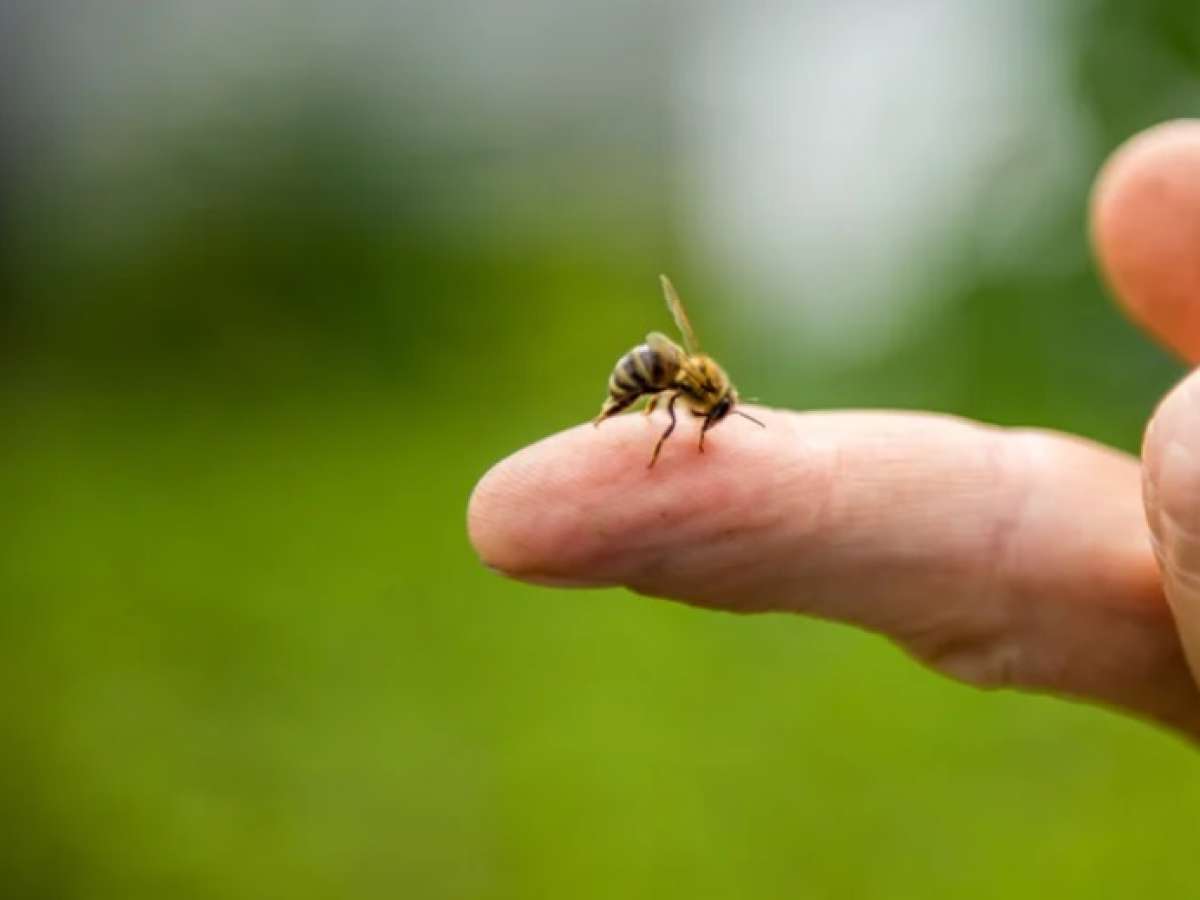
594, 275, 764, 467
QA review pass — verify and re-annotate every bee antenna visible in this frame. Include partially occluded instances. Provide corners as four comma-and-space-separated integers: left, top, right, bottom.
735, 410, 766, 428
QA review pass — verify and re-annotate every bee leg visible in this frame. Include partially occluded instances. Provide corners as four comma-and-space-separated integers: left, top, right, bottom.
593, 393, 638, 426
698, 412, 718, 453
643, 394, 660, 415
648, 393, 679, 468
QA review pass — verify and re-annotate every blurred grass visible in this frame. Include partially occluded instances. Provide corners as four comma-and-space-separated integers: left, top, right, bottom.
4, 2, 1200, 896
3, 363, 1199, 899
0, 161, 1191, 898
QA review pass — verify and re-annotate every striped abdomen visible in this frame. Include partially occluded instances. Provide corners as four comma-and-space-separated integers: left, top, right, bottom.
595, 342, 682, 422
609, 343, 678, 399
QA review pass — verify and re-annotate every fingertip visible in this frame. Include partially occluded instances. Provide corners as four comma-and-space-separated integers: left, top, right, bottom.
1141, 370, 1200, 688
1091, 119, 1200, 361
466, 427, 600, 584
1143, 373, 1200, 535
465, 417, 668, 583
466, 409, 786, 588
466, 458, 513, 572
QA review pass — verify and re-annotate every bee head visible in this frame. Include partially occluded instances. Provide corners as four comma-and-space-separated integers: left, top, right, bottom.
710, 392, 735, 422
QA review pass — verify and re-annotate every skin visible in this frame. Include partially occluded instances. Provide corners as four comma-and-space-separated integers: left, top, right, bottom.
470, 119, 1200, 742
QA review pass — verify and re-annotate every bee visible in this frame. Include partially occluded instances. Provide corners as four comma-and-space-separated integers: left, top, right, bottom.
594, 275, 764, 467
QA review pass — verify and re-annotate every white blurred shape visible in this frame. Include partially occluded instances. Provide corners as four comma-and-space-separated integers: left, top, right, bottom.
675, 0, 1085, 361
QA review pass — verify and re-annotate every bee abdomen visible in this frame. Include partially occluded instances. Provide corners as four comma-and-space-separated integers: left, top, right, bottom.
609, 344, 675, 398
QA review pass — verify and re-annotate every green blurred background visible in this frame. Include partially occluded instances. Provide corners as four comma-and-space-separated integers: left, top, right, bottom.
3, 2, 1200, 898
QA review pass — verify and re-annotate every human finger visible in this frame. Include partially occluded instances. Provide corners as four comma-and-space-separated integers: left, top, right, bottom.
1092, 119, 1200, 361
468, 409, 1200, 737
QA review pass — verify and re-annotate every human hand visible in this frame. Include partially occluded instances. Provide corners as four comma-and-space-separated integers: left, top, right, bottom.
469, 120, 1200, 741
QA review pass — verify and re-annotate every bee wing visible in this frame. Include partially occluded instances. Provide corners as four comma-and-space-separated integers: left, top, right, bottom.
659, 274, 700, 354
646, 330, 685, 364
